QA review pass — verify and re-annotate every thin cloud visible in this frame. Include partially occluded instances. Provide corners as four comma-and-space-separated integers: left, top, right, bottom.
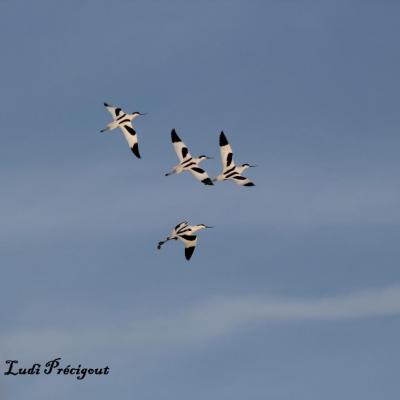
2, 285, 400, 359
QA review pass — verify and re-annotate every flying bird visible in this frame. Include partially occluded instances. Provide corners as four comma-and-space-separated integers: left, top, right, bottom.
165, 129, 214, 185
213, 131, 256, 186
101, 102, 145, 158
157, 221, 213, 260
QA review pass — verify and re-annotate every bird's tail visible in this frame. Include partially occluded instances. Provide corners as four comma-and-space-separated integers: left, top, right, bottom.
100, 121, 118, 133
157, 236, 176, 249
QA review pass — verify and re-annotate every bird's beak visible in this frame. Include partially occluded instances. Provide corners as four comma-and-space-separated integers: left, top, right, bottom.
206, 156, 214, 160
249, 164, 258, 168
205, 226, 214, 229
139, 112, 147, 116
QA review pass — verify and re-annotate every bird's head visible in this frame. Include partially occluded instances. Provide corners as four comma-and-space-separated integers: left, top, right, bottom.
197, 224, 214, 229
241, 163, 257, 169
198, 155, 213, 161
131, 112, 146, 118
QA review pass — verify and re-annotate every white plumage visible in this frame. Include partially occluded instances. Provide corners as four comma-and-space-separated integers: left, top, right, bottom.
213, 131, 256, 186
165, 129, 214, 185
101, 102, 145, 159
157, 221, 213, 260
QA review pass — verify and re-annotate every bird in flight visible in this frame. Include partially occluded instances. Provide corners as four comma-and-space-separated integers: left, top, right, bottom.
213, 131, 256, 186
101, 102, 146, 158
165, 129, 214, 185
157, 221, 213, 260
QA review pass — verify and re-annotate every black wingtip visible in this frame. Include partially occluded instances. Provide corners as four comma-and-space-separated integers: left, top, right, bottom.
244, 182, 255, 187
171, 129, 181, 143
202, 178, 214, 186
185, 246, 195, 261
131, 143, 141, 158
219, 131, 229, 146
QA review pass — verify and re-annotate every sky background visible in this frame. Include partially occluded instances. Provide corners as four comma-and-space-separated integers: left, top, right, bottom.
1, 0, 400, 398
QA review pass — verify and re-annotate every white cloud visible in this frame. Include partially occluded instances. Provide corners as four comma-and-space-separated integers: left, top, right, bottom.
2, 285, 400, 359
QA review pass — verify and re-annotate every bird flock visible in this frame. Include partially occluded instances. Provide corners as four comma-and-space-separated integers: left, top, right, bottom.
101, 102, 256, 260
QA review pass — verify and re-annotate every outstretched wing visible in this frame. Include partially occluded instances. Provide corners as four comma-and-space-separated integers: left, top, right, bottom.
174, 221, 189, 234
189, 166, 213, 185
104, 102, 125, 120
171, 129, 192, 162
219, 131, 235, 171
178, 234, 198, 260
119, 123, 141, 158
230, 174, 255, 187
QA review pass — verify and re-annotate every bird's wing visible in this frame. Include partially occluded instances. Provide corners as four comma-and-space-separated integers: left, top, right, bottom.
171, 129, 192, 162
188, 166, 214, 185
119, 122, 141, 158
229, 174, 255, 187
104, 102, 124, 120
174, 221, 189, 233
178, 234, 198, 260
219, 131, 236, 171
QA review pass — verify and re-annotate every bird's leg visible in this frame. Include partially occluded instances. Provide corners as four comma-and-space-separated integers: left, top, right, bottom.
157, 239, 167, 249
165, 169, 177, 177
157, 236, 176, 249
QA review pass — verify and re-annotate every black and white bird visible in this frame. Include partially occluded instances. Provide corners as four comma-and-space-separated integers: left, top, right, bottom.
101, 102, 145, 159
165, 129, 214, 185
157, 221, 213, 261
213, 131, 256, 186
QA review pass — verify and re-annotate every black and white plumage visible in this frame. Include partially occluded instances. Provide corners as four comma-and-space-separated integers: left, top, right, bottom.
101, 102, 145, 159
157, 221, 213, 260
213, 131, 256, 186
165, 129, 214, 185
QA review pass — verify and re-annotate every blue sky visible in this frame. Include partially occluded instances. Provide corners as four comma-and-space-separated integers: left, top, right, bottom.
1, 0, 400, 399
